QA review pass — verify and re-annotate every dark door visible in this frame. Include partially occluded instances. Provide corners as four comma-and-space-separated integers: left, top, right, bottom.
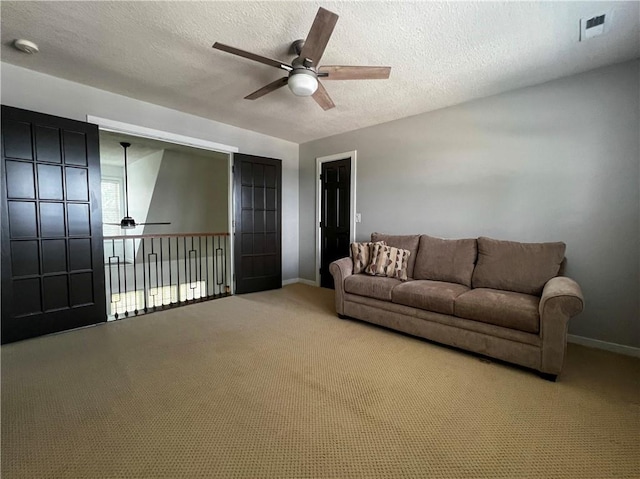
1, 106, 106, 343
320, 158, 351, 289
234, 153, 282, 294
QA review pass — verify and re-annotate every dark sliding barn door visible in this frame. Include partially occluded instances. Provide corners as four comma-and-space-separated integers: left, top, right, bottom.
1, 106, 106, 343
234, 153, 282, 294
320, 158, 351, 289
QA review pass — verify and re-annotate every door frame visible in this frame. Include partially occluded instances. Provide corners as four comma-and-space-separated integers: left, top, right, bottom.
86, 116, 239, 294
315, 151, 357, 287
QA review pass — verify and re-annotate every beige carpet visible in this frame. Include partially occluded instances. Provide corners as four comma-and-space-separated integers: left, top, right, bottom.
2, 284, 639, 478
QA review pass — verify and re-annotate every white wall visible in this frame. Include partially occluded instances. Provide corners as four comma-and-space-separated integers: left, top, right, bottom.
129, 150, 164, 235
299, 60, 640, 348
1, 62, 300, 281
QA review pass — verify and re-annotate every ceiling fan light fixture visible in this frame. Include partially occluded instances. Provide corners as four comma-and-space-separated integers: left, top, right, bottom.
120, 217, 136, 229
288, 70, 318, 97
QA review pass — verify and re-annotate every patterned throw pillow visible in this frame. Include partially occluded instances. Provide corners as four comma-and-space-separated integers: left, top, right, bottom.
366, 244, 411, 281
350, 241, 386, 274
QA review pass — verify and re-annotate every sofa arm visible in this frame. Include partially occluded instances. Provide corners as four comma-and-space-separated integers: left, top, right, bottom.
540, 276, 584, 318
539, 276, 584, 375
329, 257, 353, 315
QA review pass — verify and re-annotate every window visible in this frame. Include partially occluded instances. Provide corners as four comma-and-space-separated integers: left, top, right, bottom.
102, 177, 135, 263
107, 282, 208, 317
147, 281, 207, 308
101, 178, 123, 237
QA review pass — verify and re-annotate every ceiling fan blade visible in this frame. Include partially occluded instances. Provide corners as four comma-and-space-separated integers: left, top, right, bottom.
212, 43, 292, 71
245, 77, 289, 100
319, 66, 391, 80
312, 81, 335, 111
103, 223, 123, 226
136, 222, 172, 226
299, 7, 339, 66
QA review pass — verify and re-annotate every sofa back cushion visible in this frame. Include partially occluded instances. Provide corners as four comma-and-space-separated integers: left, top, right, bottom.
371, 233, 420, 278
472, 237, 566, 295
413, 235, 477, 287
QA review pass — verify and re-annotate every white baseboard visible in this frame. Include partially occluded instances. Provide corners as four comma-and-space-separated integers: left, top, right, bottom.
567, 334, 640, 358
282, 278, 318, 287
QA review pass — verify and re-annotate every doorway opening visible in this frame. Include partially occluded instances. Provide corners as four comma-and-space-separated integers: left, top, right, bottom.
92, 118, 237, 320
316, 151, 357, 288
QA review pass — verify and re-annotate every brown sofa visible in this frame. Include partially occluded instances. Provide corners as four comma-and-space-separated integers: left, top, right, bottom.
329, 233, 584, 380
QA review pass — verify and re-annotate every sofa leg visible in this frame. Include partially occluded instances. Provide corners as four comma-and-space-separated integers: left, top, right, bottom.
338, 313, 349, 320
539, 372, 558, 382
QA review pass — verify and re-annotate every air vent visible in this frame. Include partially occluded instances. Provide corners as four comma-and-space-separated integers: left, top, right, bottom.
580, 12, 611, 41
586, 15, 605, 29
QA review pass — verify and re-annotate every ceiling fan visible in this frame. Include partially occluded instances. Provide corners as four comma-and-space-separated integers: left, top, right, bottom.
212, 7, 391, 110
103, 142, 171, 230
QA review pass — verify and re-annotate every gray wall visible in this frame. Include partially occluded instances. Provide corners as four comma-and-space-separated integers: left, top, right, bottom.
142, 149, 229, 235
299, 60, 640, 348
1, 63, 300, 281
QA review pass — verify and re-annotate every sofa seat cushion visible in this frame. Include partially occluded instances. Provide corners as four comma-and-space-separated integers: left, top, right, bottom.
344, 274, 402, 302
454, 288, 540, 334
392, 280, 470, 315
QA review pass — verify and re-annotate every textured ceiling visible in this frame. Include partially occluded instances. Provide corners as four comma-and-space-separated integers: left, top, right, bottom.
1, 1, 639, 143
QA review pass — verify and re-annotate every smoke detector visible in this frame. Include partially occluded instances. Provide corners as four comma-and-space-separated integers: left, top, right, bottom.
580, 12, 611, 41
13, 39, 39, 54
